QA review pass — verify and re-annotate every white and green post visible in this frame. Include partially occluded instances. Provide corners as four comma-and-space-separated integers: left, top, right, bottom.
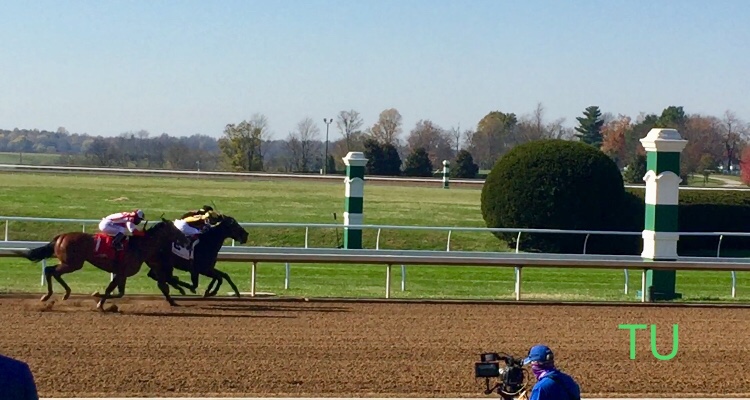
442, 160, 450, 189
343, 151, 368, 249
639, 128, 688, 301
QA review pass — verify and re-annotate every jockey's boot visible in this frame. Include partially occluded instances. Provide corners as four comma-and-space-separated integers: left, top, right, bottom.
112, 232, 125, 251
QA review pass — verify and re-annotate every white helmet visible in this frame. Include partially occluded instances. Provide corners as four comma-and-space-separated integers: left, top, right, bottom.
135, 209, 145, 219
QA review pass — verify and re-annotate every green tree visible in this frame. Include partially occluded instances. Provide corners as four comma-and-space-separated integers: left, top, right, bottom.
655, 106, 687, 130
623, 154, 647, 184
326, 155, 337, 174
480, 139, 628, 254
574, 106, 604, 147
402, 147, 433, 177
451, 149, 479, 178
363, 138, 401, 176
218, 114, 268, 171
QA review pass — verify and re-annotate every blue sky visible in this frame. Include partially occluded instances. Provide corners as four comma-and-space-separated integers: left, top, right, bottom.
1, 0, 748, 140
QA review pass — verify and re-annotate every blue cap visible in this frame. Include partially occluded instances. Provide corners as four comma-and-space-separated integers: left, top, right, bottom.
523, 345, 554, 365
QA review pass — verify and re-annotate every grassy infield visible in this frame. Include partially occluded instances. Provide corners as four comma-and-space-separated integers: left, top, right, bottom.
0, 169, 747, 303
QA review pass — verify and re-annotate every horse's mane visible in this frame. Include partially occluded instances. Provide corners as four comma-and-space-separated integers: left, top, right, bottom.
179, 210, 201, 219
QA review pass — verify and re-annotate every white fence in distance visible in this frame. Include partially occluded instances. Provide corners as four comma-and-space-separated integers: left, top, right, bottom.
2, 215, 750, 299
1, 162, 750, 191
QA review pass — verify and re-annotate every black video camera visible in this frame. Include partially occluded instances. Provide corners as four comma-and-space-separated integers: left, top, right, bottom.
475, 352, 529, 400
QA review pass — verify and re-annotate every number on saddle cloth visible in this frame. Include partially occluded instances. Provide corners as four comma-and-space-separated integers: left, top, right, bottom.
171, 240, 194, 260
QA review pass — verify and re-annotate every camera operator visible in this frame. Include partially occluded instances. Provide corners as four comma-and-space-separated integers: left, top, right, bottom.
522, 345, 580, 400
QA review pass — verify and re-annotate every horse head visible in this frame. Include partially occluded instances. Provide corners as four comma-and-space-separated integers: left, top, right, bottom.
212, 214, 249, 245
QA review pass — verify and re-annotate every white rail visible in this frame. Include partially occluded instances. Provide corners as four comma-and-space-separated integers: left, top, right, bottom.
3, 246, 749, 302
2, 215, 749, 297
1, 163, 749, 191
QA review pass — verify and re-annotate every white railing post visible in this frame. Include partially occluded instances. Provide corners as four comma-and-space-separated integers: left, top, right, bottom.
250, 261, 257, 297
401, 265, 406, 291
446, 230, 452, 252
232, 239, 235, 246
40, 259, 46, 286
582, 233, 591, 254
385, 264, 392, 299
284, 262, 290, 290
514, 266, 522, 301
624, 269, 629, 295
82, 223, 85, 232
304, 227, 309, 248
376, 228, 382, 250
4, 220, 8, 241
717, 234, 724, 257
641, 269, 647, 303
515, 232, 522, 253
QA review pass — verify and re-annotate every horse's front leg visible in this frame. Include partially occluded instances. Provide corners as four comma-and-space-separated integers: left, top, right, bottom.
156, 268, 179, 307
216, 270, 241, 298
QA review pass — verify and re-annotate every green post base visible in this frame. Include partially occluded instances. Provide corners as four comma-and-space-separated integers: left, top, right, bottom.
637, 270, 682, 301
344, 228, 362, 250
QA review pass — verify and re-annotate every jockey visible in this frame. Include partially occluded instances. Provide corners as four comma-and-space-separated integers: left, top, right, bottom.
98, 209, 146, 250
173, 206, 220, 249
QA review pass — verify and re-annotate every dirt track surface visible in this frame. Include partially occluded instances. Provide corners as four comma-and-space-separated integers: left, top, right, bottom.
1, 295, 749, 398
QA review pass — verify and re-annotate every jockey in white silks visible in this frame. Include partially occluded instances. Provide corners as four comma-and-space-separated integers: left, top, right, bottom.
98, 209, 146, 250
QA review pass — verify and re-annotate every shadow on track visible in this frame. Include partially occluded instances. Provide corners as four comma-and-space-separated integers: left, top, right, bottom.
122, 310, 297, 319
201, 303, 351, 313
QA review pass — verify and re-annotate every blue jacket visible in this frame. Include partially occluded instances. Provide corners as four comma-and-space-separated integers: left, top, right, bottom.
529, 369, 580, 400
0, 354, 39, 400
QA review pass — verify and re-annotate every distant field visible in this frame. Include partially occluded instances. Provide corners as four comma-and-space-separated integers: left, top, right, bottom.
0, 151, 63, 165
0, 170, 748, 302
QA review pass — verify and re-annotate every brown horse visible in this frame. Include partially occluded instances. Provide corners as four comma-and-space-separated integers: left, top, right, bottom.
14, 218, 189, 310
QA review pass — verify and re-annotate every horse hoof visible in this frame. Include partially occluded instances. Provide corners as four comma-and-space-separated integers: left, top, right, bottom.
91, 291, 101, 297
63, 292, 71, 301
40, 294, 52, 302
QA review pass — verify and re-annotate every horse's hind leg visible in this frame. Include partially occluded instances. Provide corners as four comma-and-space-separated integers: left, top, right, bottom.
40, 265, 58, 302
43, 263, 78, 301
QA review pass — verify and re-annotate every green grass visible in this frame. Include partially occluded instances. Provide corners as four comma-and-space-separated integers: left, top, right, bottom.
0, 170, 748, 303
0, 151, 63, 165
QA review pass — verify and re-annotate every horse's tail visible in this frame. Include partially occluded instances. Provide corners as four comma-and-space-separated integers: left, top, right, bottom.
16, 236, 58, 263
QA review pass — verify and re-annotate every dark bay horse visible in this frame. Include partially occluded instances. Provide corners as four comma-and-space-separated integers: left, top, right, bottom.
146, 214, 249, 298
15, 218, 189, 310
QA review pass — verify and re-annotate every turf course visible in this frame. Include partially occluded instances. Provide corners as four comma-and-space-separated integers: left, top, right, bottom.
0, 171, 748, 302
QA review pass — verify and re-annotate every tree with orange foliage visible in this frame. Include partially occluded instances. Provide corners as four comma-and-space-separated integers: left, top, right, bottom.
740, 146, 750, 185
600, 114, 632, 168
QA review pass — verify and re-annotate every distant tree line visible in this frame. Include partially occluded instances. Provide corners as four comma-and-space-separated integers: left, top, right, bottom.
1, 103, 747, 181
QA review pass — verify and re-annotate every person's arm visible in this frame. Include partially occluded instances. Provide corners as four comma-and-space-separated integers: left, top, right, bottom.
528, 383, 541, 400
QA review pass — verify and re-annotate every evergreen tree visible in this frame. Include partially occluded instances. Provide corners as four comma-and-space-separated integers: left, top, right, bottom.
575, 106, 604, 147
451, 149, 479, 178
363, 138, 402, 175
403, 147, 433, 177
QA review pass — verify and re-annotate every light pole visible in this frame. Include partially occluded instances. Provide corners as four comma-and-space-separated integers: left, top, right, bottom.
323, 117, 332, 174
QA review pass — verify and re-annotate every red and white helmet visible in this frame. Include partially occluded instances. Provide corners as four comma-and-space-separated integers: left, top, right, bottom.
134, 209, 145, 219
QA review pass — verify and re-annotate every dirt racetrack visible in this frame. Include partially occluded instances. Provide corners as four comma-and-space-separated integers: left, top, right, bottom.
1, 294, 749, 398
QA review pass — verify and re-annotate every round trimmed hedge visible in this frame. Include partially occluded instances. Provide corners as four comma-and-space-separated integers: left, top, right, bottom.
480, 139, 628, 254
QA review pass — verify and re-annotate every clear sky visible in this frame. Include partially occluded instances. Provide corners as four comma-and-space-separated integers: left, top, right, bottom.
1, 0, 748, 141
